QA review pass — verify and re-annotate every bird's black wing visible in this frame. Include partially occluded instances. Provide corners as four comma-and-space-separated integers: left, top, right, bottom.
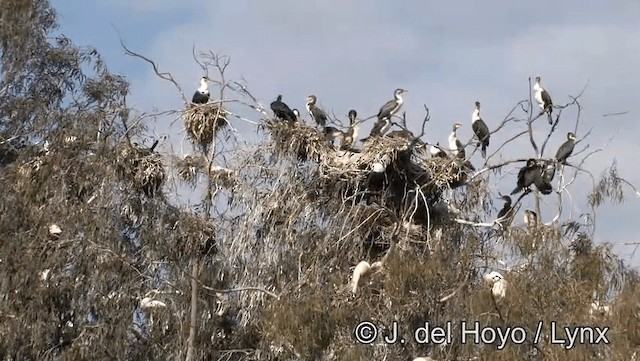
555, 141, 574, 163
541, 90, 553, 107
377, 99, 396, 119
192, 91, 209, 104
310, 106, 327, 126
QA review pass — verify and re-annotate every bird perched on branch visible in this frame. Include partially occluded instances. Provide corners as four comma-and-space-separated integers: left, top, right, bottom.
555, 132, 576, 164
363, 88, 407, 141
497, 195, 514, 222
534, 76, 553, 124
483, 271, 507, 301
340, 110, 359, 150
270, 95, 297, 123
306, 95, 328, 127
511, 159, 540, 195
471, 101, 490, 158
191, 76, 210, 104
448, 122, 465, 159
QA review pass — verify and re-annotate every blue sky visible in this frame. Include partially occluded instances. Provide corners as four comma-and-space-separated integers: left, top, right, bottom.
51, 0, 640, 267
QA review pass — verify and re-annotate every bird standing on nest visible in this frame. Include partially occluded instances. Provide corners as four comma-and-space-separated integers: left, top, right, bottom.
270, 95, 297, 123
191, 77, 210, 104
523, 209, 538, 228
292, 109, 301, 122
534, 76, 553, 124
306, 95, 328, 128
429, 142, 447, 158
362, 88, 407, 141
340, 109, 359, 150
471, 101, 490, 158
448, 122, 465, 159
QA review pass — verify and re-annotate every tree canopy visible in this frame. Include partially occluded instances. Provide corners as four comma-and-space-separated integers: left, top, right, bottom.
1, 1, 639, 360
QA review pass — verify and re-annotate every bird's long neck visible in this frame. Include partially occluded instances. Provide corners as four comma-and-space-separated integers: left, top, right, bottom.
395, 93, 404, 105
198, 79, 208, 93
448, 129, 458, 148
472, 108, 481, 122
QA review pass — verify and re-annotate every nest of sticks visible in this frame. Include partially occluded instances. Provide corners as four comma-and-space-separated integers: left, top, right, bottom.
176, 213, 217, 257
421, 156, 471, 192
175, 155, 236, 189
184, 103, 228, 146
116, 144, 165, 197
265, 120, 327, 162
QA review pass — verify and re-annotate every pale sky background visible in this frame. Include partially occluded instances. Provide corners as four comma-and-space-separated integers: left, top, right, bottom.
51, 0, 640, 267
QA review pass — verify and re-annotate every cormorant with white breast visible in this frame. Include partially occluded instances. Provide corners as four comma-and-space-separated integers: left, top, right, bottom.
364, 88, 407, 140
523, 209, 538, 228
293, 109, 301, 122
430, 142, 447, 158
306, 95, 328, 127
534, 76, 553, 124
340, 110, 359, 150
192, 77, 210, 104
270, 95, 297, 123
448, 122, 465, 159
472, 101, 490, 158
555, 132, 576, 164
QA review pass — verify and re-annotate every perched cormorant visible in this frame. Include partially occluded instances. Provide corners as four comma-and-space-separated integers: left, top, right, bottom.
534, 76, 553, 124
378, 88, 407, 122
448, 122, 465, 159
293, 109, 301, 122
533, 166, 553, 195
323, 126, 344, 148
306, 95, 328, 127
340, 110, 359, 150
511, 159, 540, 195
555, 132, 576, 164
270, 95, 297, 122
430, 142, 447, 158
542, 159, 556, 183
192, 77, 210, 104
497, 195, 513, 220
523, 209, 538, 228
472, 101, 490, 158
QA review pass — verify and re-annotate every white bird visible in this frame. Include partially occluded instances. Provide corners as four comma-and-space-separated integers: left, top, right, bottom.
140, 297, 167, 309
533, 76, 553, 124
429, 142, 447, 158
483, 271, 507, 301
351, 260, 383, 294
49, 224, 62, 235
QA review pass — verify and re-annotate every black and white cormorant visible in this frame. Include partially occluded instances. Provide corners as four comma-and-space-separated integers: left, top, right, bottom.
448, 122, 465, 159
270, 95, 297, 123
430, 142, 447, 158
365, 88, 407, 139
306, 95, 328, 127
340, 110, 359, 150
472, 101, 490, 158
293, 109, 301, 122
534, 76, 553, 124
523, 209, 538, 228
191, 77, 210, 104
555, 132, 576, 164
324, 126, 344, 148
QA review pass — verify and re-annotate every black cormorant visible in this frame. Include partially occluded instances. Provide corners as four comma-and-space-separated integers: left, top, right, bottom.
555, 132, 576, 164
306, 95, 328, 127
448, 122, 465, 159
542, 159, 556, 183
511, 159, 540, 195
497, 195, 513, 220
472, 101, 490, 158
191, 77, 210, 104
270, 95, 297, 122
534, 76, 553, 124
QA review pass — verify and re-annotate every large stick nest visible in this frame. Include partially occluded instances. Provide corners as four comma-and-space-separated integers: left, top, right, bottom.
175, 155, 236, 189
116, 145, 165, 197
265, 119, 326, 162
184, 103, 229, 146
